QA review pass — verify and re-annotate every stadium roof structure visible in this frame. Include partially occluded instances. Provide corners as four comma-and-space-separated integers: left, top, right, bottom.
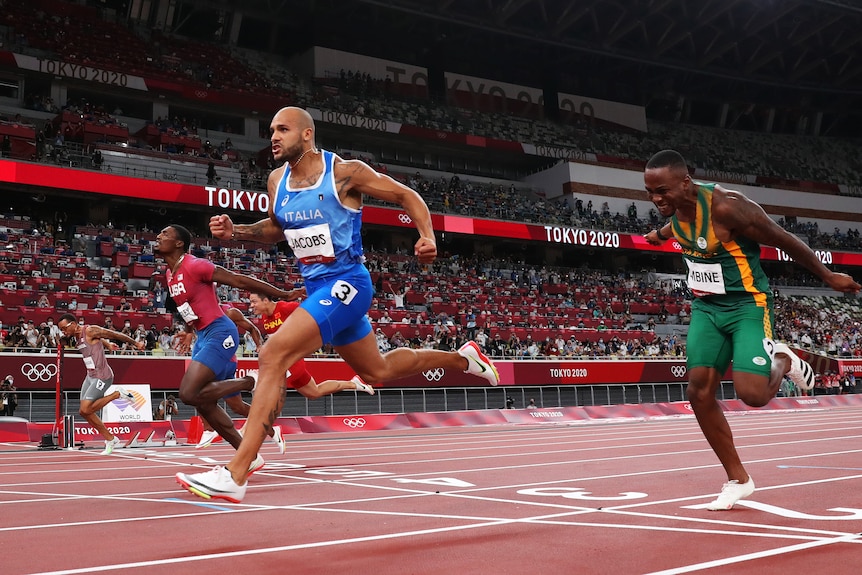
197, 0, 862, 135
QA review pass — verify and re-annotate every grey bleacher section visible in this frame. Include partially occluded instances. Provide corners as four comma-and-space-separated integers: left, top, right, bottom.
99, 148, 243, 188
772, 285, 861, 299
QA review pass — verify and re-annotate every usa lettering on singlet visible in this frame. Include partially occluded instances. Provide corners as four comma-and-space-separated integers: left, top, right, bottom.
165, 255, 225, 330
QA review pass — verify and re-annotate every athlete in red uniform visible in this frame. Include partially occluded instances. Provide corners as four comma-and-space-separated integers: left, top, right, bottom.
248, 293, 374, 397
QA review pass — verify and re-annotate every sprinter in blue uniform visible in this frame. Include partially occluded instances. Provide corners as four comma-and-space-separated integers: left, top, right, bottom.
178, 106, 499, 502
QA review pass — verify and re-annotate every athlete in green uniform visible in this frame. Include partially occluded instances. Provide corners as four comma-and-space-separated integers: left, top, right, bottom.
644, 149, 860, 510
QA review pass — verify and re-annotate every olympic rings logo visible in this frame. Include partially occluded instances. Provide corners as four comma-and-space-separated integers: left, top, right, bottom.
670, 365, 687, 378
423, 368, 445, 381
194, 90, 208, 98
21, 362, 59, 382
398, 213, 413, 224
342, 417, 366, 428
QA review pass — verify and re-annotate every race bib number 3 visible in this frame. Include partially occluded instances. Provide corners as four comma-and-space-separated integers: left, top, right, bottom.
332, 280, 358, 306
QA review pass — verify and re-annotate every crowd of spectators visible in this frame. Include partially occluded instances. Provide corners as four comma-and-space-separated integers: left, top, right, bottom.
774, 294, 862, 358
9, 103, 862, 253
7, 95, 862, 255
3, 0, 862, 194
4, 0, 283, 98
1, 216, 860, 365
2, 2, 862, 369
314, 67, 862, 188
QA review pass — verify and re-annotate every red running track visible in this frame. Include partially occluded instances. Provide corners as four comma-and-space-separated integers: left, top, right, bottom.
2, 406, 862, 574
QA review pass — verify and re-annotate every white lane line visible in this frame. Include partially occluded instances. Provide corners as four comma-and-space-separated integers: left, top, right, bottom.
23, 516, 526, 575
642, 533, 862, 574
20, 504, 862, 575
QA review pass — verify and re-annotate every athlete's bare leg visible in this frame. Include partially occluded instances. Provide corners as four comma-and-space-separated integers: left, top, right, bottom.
79, 396, 118, 441
687, 367, 748, 483
295, 377, 368, 399
200, 394, 274, 438
224, 310, 472, 486
193, 375, 255, 403
178, 361, 244, 449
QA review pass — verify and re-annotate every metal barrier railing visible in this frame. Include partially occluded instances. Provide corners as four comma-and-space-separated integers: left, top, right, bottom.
10, 382, 740, 423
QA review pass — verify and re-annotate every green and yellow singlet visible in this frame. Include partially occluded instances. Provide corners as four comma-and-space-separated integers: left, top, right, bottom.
670, 182, 772, 309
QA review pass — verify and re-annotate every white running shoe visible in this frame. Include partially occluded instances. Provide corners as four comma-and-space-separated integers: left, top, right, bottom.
112, 386, 135, 401
272, 425, 286, 455
247, 454, 265, 475
706, 476, 755, 510
101, 436, 123, 455
176, 466, 246, 503
458, 341, 499, 386
775, 343, 815, 390
351, 375, 375, 395
196, 429, 219, 449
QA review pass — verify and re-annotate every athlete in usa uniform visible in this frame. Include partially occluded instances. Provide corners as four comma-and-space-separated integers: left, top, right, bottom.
155, 224, 298, 459
195, 303, 289, 452
178, 106, 498, 502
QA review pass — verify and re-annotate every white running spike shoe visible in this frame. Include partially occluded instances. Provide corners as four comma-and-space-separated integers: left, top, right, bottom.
176, 466, 246, 503
247, 454, 265, 475
775, 342, 815, 390
458, 341, 500, 386
272, 425, 286, 455
706, 477, 755, 511
350, 375, 375, 395
100, 436, 123, 455
195, 429, 219, 449
112, 386, 135, 401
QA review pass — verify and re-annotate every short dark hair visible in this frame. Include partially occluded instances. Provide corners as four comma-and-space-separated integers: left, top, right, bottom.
58, 312, 77, 325
169, 224, 192, 253
646, 149, 688, 172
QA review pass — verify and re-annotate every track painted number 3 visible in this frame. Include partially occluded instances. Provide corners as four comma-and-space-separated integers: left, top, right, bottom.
331, 280, 358, 305
518, 487, 648, 501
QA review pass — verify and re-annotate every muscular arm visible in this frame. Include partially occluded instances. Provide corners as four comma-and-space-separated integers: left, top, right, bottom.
715, 186, 860, 293
333, 158, 437, 264
211, 265, 301, 301
85, 325, 144, 349
226, 307, 263, 347
218, 215, 283, 243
